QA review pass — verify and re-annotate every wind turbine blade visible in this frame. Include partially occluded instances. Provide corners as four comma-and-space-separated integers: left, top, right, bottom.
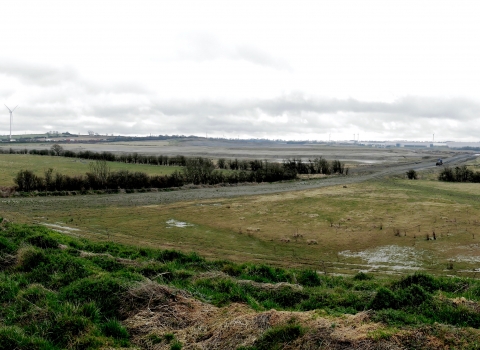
12, 105, 18, 112
4, 104, 12, 113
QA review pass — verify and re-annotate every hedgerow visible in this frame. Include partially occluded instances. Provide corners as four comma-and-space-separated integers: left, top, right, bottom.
11, 149, 346, 193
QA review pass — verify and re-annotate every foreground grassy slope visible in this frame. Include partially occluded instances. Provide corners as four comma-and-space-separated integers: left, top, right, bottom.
0, 154, 181, 186
2, 177, 480, 275
1, 220, 480, 349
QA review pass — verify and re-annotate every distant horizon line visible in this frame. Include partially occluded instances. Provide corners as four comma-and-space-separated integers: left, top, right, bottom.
0, 132, 480, 145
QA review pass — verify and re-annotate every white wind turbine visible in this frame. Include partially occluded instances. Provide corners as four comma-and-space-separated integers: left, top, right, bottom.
4, 105, 18, 141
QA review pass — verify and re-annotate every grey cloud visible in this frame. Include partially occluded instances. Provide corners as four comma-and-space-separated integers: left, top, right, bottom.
0, 60, 77, 86
0, 86, 14, 97
178, 34, 225, 61
177, 33, 292, 71
83, 81, 151, 95
136, 95, 480, 140
86, 104, 147, 118
0, 60, 149, 96
233, 45, 292, 71
5, 90, 480, 140
149, 95, 480, 121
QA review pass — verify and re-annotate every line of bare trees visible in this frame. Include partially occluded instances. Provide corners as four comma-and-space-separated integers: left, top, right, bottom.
25, 145, 347, 174
27, 147, 190, 166
14, 159, 300, 192
10, 146, 347, 192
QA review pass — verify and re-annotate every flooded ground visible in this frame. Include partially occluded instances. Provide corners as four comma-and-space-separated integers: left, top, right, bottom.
338, 245, 426, 274
166, 219, 194, 228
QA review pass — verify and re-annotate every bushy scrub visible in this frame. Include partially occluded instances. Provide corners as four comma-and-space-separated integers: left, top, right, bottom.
0, 326, 56, 350
101, 319, 129, 340
254, 286, 309, 309
296, 269, 321, 287
221, 262, 242, 277
192, 278, 247, 306
155, 249, 204, 264
439, 165, 480, 183
16, 247, 49, 272
244, 322, 304, 350
25, 234, 59, 249
22, 251, 92, 289
60, 276, 128, 319
242, 264, 292, 283
88, 255, 124, 272
353, 272, 373, 281
0, 236, 17, 254
393, 273, 439, 293
298, 288, 370, 314
0, 273, 20, 302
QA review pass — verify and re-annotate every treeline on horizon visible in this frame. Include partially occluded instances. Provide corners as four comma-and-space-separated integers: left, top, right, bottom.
11, 147, 347, 193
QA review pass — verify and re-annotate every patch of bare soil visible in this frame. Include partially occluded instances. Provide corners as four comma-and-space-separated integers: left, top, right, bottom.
120, 282, 475, 349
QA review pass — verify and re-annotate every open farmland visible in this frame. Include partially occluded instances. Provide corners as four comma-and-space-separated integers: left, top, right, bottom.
0, 140, 478, 277
0, 138, 459, 163
0, 153, 182, 186
2, 179, 480, 276
2, 139, 480, 349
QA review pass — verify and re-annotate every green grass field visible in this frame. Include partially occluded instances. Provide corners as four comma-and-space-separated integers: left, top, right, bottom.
2, 175, 480, 276
0, 154, 182, 186
2, 220, 480, 349
2, 152, 480, 348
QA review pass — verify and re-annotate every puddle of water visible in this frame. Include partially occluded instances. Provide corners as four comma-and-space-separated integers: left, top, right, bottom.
166, 219, 193, 228
339, 245, 425, 268
42, 223, 80, 231
40, 223, 81, 236
335, 261, 422, 271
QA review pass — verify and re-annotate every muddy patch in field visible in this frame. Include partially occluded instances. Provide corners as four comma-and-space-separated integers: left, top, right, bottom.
339, 245, 426, 270
166, 219, 194, 228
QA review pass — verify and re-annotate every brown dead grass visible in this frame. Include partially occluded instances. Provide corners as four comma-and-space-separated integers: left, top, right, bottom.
122, 281, 381, 349
121, 282, 480, 349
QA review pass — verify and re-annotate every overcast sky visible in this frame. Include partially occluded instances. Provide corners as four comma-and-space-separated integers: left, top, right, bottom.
1, 0, 480, 141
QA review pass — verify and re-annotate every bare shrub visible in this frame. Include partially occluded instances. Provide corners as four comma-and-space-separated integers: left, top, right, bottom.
292, 232, 303, 239
406, 169, 418, 180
